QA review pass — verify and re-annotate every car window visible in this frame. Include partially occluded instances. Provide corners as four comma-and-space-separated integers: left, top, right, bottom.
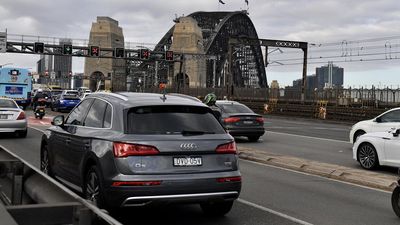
127, 105, 225, 134
66, 99, 94, 125
103, 103, 112, 128
380, 110, 400, 122
84, 99, 108, 128
0, 99, 18, 108
217, 103, 254, 113
62, 94, 80, 100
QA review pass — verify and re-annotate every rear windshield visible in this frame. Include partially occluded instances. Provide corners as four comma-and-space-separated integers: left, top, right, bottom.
217, 103, 253, 113
62, 94, 80, 100
127, 105, 225, 135
0, 99, 18, 108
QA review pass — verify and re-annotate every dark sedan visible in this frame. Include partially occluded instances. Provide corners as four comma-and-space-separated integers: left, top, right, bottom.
40, 92, 241, 216
51, 94, 80, 112
215, 100, 265, 142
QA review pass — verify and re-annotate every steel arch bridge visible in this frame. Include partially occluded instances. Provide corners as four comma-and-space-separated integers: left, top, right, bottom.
155, 11, 267, 88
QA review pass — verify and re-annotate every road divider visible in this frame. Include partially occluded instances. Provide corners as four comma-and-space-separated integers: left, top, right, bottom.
238, 147, 397, 191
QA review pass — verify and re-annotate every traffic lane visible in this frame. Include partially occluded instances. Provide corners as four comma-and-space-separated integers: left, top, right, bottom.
237, 131, 354, 167
264, 116, 351, 142
0, 127, 305, 225
236, 131, 399, 175
113, 201, 300, 225
0, 128, 42, 168
240, 160, 399, 225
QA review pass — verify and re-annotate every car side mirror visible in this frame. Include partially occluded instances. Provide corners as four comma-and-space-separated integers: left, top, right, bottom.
393, 129, 400, 137
52, 115, 65, 126
375, 117, 382, 123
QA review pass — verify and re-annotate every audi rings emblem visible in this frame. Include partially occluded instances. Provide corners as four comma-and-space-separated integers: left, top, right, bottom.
180, 143, 198, 150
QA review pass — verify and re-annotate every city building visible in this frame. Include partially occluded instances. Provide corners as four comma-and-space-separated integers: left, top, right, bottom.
316, 62, 344, 89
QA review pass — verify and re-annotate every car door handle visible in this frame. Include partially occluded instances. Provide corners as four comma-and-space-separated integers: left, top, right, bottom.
382, 137, 390, 140
65, 139, 71, 144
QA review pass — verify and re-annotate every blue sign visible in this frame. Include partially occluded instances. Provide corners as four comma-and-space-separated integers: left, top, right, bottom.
5, 86, 23, 95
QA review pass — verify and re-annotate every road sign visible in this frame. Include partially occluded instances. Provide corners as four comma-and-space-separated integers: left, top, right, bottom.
0, 32, 6, 53
50, 71, 56, 79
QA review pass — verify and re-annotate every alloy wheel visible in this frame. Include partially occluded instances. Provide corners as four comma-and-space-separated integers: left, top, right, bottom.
358, 144, 377, 169
85, 170, 100, 206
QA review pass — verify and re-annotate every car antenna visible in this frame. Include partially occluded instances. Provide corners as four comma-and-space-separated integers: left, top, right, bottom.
159, 83, 167, 102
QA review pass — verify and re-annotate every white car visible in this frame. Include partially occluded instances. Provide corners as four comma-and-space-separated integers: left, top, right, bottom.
0, 98, 28, 137
349, 107, 400, 143
353, 128, 400, 170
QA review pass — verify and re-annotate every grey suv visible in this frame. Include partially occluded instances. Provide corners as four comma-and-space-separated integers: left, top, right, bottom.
40, 92, 241, 215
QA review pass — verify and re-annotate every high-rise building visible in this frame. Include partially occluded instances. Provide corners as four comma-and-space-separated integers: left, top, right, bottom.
84, 17, 125, 91
54, 38, 72, 79
316, 63, 344, 89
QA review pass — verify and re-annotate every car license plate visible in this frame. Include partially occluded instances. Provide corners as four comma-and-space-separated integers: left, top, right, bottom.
0, 115, 8, 119
243, 121, 254, 124
173, 157, 202, 167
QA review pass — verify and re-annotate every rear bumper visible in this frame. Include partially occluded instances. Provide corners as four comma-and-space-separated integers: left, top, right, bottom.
103, 171, 241, 207
0, 120, 27, 132
226, 127, 265, 137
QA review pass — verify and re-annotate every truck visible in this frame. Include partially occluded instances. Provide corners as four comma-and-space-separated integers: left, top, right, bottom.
0, 68, 32, 109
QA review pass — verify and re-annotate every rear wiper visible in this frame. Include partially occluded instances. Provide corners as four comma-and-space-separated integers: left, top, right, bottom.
181, 130, 215, 136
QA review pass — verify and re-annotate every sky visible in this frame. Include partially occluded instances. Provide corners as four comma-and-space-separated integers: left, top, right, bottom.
0, 0, 399, 88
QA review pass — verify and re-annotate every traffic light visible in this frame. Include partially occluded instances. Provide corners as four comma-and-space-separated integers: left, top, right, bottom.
90, 46, 100, 57
140, 49, 150, 60
115, 48, 125, 58
63, 44, 73, 55
165, 51, 174, 61
34, 42, 44, 53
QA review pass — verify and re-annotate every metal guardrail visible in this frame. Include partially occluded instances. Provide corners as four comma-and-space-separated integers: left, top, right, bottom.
0, 145, 122, 225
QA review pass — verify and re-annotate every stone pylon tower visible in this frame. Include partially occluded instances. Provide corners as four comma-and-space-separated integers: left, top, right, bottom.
170, 17, 206, 88
84, 17, 125, 91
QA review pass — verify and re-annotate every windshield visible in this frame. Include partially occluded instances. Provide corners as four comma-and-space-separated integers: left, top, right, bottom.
62, 94, 80, 100
127, 105, 225, 135
0, 99, 18, 108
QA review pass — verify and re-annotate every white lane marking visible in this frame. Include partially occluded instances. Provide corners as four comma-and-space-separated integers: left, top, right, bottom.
267, 131, 351, 144
28, 126, 46, 133
238, 198, 314, 225
241, 159, 392, 194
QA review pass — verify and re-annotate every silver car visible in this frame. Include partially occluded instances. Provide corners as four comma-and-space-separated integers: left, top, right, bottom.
0, 98, 28, 137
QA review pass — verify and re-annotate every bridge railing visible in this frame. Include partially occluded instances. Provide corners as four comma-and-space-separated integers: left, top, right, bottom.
0, 145, 122, 225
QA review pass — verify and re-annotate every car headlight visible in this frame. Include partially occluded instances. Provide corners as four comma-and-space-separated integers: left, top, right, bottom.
59, 100, 64, 103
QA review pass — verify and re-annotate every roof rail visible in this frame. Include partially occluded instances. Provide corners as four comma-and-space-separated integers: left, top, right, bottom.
94, 92, 128, 101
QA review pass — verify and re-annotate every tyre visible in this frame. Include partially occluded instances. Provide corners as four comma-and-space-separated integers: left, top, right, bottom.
39, 115, 44, 120
84, 166, 106, 209
18, 129, 27, 138
357, 143, 379, 170
40, 143, 54, 177
353, 130, 366, 143
248, 136, 260, 142
201, 200, 234, 216
391, 186, 400, 218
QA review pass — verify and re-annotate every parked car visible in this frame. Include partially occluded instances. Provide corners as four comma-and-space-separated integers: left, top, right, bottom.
0, 98, 27, 137
40, 92, 241, 215
353, 128, 400, 170
51, 94, 81, 112
349, 107, 400, 143
215, 100, 265, 142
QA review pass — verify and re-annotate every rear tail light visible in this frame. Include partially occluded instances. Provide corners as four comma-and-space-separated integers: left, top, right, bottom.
216, 141, 237, 154
256, 117, 264, 123
217, 176, 242, 183
224, 117, 240, 123
112, 181, 162, 187
17, 111, 26, 120
113, 142, 159, 157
